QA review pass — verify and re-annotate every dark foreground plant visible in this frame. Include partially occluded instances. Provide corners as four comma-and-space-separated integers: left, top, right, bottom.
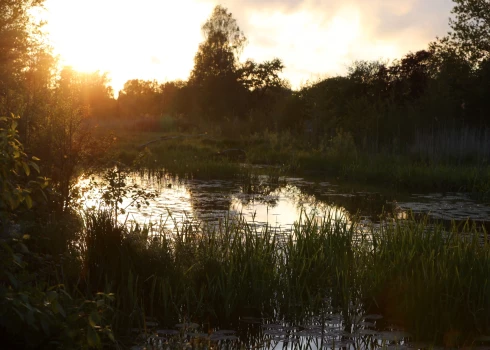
72, 208, 490, 347
5, 204, 490, 348
366, 218, 490, 346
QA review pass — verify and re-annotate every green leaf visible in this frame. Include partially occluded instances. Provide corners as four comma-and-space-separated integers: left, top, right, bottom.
25, 194, 32, 209
6, 272, 18, 289
89, 310, 101, 327
107, 329, 115, 342
30, 162, 40, 173
40, 317, 50, 334
54, 300, 66, 318
46, 291, 58, 302
25, 310, 35, 327
22, 162, 30, 176
87, 326, 101, 348
31, 156, 40, 161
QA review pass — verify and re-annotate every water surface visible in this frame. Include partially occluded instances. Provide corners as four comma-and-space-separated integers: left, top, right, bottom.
77, 170, 490, 232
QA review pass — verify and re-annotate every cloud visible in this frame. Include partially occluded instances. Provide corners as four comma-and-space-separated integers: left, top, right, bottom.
216, 0, 454, 87
44, 0, 455, 91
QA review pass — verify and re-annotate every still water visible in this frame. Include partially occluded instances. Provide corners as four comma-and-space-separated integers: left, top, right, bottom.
77, 169, 490, 233
78, 169, 490, 349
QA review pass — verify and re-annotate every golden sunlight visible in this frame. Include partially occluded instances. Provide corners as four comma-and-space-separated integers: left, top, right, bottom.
44, 0, 213, 94
42, 0, 448, 92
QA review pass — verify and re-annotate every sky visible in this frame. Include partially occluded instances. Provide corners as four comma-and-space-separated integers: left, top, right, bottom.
43, 0, 455, 94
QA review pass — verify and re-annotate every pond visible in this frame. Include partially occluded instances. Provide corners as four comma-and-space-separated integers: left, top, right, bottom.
77, 168, 490, 233
77, 168, 490, 349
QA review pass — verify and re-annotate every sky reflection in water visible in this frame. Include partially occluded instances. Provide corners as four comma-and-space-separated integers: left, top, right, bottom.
77, 172, 490, 233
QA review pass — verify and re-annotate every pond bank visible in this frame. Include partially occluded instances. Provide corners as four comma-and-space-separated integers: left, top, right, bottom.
110, 131, 490, 200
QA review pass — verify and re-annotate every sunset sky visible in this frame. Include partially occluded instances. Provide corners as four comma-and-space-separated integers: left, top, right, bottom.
43, 0, 455, 94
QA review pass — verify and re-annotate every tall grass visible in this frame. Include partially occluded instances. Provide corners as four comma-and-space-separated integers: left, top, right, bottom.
410, 127, 490, 164
6, 206, 489, 347
366, 218, 490, 345
63, 208, 490, 347
106, 128, 490, 198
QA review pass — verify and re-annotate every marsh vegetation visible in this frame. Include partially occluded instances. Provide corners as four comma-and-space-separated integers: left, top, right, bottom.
2, 0, 490, 348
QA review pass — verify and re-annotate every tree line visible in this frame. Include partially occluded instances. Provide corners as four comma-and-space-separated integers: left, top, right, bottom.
115, 0, 490, 154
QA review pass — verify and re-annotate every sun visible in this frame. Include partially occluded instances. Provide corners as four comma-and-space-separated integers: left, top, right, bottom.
43, 0, 214, 94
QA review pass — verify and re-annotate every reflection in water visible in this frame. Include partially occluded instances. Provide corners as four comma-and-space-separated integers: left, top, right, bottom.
76, 170, 490, 233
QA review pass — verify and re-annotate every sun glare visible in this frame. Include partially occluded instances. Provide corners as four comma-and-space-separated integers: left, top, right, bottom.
44, 0, 213, 94
42, 0, 444, 93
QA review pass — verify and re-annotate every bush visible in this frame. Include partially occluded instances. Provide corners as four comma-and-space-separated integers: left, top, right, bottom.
323, 129, 358, 161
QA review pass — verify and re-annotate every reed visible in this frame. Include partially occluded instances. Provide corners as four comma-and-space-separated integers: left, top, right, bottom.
11, 204, 489, 348
366, 217, 490, 345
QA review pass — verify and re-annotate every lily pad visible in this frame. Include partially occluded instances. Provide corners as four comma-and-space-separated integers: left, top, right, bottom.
364, 314, 383, 320
261, 324, 284, 329
175, 322, 200, 329
210, 334, 238, 341
375, 331, 411, 341
357, 329, 378, 336
213, 329, 236, 334
156, 329, 179, 335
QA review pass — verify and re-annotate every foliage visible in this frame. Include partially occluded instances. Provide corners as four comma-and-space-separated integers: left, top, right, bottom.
0, 0, 46, 116
0, 236, 115, 349
42, 207, 490, 347
117, 79, 161, 119
0, 114, 47, 212
367, 217, 490, 345
323, 129, 358, 161
190, 5, 246, 84
29, 68, 116, 213
449, 0, 490, 63
89, 166, 158, 223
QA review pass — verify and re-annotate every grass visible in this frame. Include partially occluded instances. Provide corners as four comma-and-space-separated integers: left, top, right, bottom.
6, 205, 488, 348
104, 128, 490, 199
366, 218, 490, 346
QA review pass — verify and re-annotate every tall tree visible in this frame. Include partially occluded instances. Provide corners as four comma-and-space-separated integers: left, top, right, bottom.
189, 5, 247, 120
449, 0, 490, 62
190, 5, 246, 84
0, 0, 46, 115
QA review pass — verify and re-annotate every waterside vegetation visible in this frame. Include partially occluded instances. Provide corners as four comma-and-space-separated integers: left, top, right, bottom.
2, 205, 490, 348
2, 0, 490, 348
110, 128, 490, 198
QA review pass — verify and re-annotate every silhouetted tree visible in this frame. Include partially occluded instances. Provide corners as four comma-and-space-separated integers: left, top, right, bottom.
118, 79, 160, 118
190, 5, 246, 84
239, 58, 288, 119
0, 0, 53, 146
189, 5, 247, 121
449, 0, 490, 63
0, 0, 46, 113
389, 50, 433, 102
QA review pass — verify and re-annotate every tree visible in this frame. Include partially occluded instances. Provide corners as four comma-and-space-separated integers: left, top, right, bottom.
117, 79, 161, 118
56, 67, 114, 119
239, 58, 288, 123
190, 5, 246, 84
0, 0, 57, 151
388, 50, 433, 101
189, 5, 247, 120
449, 0, 490, 63
0, 0, 47, 115
30, 67, 113, 212
240, 58, 285, 92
